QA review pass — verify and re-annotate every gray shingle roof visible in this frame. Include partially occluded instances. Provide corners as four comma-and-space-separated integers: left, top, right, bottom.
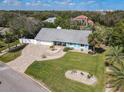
35, 28, 92, 45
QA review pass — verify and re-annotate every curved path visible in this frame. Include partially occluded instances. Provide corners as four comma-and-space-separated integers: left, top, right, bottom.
5, 44, 66, 92
0, 62, 49, 92
7, 44, 65, 73
105, 67, 113, 92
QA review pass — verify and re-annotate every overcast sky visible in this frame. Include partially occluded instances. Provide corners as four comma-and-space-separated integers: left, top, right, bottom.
0, 0, 123, 11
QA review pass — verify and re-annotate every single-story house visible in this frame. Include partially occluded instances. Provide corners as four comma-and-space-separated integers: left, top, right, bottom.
43, 17, 56, 23
34, 28, 92, 51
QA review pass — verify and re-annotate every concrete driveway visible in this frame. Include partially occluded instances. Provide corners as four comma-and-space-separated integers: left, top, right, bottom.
0, 62, 49, 92
8, 44, 65, 73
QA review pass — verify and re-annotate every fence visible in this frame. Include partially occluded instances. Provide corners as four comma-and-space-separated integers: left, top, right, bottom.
19, 38, 53, 46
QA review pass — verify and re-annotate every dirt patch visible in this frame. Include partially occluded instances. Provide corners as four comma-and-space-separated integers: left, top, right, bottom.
65, 70, 97, 85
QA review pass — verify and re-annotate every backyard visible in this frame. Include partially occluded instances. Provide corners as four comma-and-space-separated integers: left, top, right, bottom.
25, 52, 105, 92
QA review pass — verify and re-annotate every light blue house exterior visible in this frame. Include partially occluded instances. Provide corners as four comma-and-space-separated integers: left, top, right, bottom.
66, 43, 89, 50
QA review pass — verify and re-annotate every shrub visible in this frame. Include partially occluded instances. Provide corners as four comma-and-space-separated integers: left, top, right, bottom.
50, 45, 56, 51
81, 49, 83, 51
88, 51, 95, 55
51, 48, 56, 51
9, 44, 26, 52
42, 54, 47, 58
50, 45, 55, 49
63, 47, 73, 52
104, 61, 110, 67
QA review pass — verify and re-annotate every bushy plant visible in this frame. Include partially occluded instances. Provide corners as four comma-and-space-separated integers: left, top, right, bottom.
50, 45, 56, 51
50, 45, 55, 49
9, 44, 26, 52
88, 51, 95, 55
42, 54, 47, 58
63, 47, 73, 52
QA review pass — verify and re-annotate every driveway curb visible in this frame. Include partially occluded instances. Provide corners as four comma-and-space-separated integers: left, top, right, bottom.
23, 73, 51, 92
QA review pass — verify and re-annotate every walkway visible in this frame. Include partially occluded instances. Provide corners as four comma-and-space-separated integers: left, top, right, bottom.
7, 44, 65, 73
5, 44, 65, 92
105, 67, 113, 92
0, 62, 49, 92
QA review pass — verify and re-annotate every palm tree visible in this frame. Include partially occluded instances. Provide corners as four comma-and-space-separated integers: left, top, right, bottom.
88, 32, 101, 52
108, 65, 124, 91
106, 46, 124, 68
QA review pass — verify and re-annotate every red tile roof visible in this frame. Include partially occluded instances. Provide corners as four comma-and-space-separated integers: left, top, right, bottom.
73, 15, 94, 25
88, 20, 94, 25
73, 15, 88, 20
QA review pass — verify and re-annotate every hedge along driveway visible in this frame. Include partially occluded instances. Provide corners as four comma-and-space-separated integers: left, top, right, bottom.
0, 44, 26, 63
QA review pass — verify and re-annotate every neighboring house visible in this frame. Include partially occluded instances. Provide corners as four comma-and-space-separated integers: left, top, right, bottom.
43, 17, 56, 23
34, 28, 92, 51
71, 15, 94, 30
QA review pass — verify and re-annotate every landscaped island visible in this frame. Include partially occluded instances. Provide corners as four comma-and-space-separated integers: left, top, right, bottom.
25, 52, 105, 92
65, 70, 97, 85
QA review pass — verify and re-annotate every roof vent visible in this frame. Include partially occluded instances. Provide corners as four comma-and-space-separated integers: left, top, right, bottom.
57, 26, 62, 30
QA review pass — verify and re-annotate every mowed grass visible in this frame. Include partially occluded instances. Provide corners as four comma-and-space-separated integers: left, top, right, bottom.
0, 50, 21, 63
0, 44, 26, 63
25, 52, 105, 92
0, 40, 19, 52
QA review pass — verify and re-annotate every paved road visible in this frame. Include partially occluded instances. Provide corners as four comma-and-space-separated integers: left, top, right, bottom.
0, 62, 49, 92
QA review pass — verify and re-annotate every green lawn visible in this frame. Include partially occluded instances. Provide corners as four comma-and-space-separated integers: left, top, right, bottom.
0, 40, 20, 52
0, 44, 26, 63
0, 50, 21, 63
25, 52, 105, 92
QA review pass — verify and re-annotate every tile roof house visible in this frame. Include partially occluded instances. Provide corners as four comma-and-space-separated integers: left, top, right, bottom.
72, 15, 94, 30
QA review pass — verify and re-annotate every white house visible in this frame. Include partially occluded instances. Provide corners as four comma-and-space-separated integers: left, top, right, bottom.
43, 17, 56, 23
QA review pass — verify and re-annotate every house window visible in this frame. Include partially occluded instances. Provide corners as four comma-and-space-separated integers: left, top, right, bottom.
81, 44, 83, 47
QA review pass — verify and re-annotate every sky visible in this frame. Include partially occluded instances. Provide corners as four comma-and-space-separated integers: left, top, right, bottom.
0, 0, 124, 11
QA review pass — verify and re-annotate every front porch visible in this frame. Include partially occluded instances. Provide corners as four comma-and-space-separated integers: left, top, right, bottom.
53, 41, 89, 51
